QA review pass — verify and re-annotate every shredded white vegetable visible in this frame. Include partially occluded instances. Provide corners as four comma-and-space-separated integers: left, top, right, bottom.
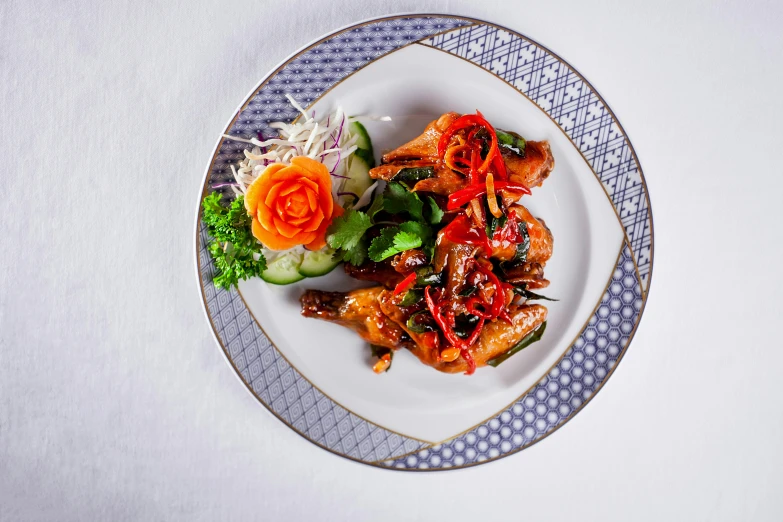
221, 94, 359, 204
219, 95, 375, 262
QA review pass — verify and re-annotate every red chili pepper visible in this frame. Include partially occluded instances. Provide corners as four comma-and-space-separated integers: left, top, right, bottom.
438, 112, 500, 177
425, 286, 482, 375
424, 286, 463, 349
474, 263, 505, 319
393, 272, 417, 296
466, 296, 492, 319
461, 348, 477, 375
438, 113, 490, 157
492, 150, 508, 181
441, 214, 492, 254
498, 309, 513, 324
493, 208, 522, 243
447, 180, 531, 210
464, 318, 485, 346
469, 146, 480, 185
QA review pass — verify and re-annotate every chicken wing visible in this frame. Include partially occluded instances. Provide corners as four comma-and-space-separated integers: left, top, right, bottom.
377, 288, 548, 374
368, 113, 555, 195
299, 287, 410, 350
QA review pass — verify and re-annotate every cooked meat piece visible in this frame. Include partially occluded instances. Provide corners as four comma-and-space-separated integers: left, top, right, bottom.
378, 289, 434, 354
300, 287, 410, 350
368, 159, 449, 181
369, 112, 555, 197
491, 204, 554, 266
391, 249, 428, 274
503, 262, 550, 289
432, 230, 476, 299
344, 260, 404, 288
405, 303, 548, 373
501, 141, 554, 189
436, 303, 547, 373
407, 167, 466, 196
381, 112, 460, 163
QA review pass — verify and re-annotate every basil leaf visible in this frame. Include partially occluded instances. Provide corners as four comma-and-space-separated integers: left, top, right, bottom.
459, 286, 477, 297
485, 195, 507, 238
513, 286, 559, 302
454, 314, 480, 339
406, 310, 437, 333
399, 288, 424, 306
496, 129, 526, 156
500, 221, 530, 268
392, 166, 434, 188
415, 267, 442, 286
487, 321, 547, 367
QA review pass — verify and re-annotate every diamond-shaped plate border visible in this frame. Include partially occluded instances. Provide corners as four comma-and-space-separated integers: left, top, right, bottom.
421, 24, 652, 291
195, 15, 653, 470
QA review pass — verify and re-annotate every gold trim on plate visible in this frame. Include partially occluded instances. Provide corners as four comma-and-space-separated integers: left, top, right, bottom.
194, 14, 654, 471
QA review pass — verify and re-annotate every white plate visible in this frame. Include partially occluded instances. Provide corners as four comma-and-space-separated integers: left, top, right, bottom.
195, 14, 653, 470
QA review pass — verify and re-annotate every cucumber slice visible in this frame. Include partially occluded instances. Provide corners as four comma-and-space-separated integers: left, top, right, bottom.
342, 154, 373, 201
260, 254, 305, 285
349, 121, 374, 167
298, 249, 340, 278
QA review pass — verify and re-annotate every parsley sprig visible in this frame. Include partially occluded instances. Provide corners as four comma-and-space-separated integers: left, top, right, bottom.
202, 193, 267, 290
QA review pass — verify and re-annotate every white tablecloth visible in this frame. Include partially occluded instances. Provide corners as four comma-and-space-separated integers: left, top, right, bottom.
2, 1, 782, 520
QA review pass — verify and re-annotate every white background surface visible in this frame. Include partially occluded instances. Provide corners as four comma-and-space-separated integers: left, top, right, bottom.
1, 0, 782, 520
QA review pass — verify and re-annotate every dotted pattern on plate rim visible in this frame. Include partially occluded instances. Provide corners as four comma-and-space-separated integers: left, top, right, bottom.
197, 16, 650, 469
384, 244, 641, 468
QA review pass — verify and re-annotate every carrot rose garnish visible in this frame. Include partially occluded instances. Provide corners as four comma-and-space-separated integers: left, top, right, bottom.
244, 156, 343, 251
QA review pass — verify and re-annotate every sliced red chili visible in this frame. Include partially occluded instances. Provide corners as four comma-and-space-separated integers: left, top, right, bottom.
424, 286, 463, 349
438, 112, 500, 177
447, 180, 531, 210
492, 149, 508, 181
461, 348, 477, 375
474, 262, 505, 319
393, 272, 417, 296
463, 317, 485, 346
466, 296, 492, 319
442, 214, 492, 254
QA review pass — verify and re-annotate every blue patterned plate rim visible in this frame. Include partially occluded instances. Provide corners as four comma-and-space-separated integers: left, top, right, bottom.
194, 13, 654, 471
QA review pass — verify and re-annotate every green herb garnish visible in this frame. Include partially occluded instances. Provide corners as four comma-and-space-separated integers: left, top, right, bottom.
487, 321, 547, 367
399, 288, 424, 306
500, 221, 530, 268
327, 182, 438, 265
392, 166, 435, 188
201, 193, 267, 290
426, 196, 444, 225
383, 182, 425, 221
406, 310, 437, 333
513, 286, 558, 302
326, 209, 373, 265
486, 195, 507, 238
496, 129, 526, 156
368, 221, 431, 261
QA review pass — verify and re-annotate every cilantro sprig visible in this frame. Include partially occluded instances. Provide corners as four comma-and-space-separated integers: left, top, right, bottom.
202, 193, 267, 290
326, 182, 443, 265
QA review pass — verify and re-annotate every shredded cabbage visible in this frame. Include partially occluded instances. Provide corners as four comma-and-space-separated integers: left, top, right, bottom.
220, 95, 366, 262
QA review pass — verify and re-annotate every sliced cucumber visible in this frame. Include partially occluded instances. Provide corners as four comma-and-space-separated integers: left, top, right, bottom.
298, 249, 340, 278
260, 254, 305, 285
349, 121, 375, 167
342, 154, 373, 201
